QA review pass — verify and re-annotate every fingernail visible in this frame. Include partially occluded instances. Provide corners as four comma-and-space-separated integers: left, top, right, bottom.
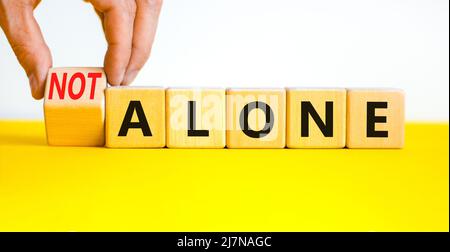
122, 70, 139, 85
29, 74, 38, 98
28, 73, 44, 100
105, 71, 124, 86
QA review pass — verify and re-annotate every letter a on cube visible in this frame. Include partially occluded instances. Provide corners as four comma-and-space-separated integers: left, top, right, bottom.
105, 87, 165, 148
44, 67, 106, 146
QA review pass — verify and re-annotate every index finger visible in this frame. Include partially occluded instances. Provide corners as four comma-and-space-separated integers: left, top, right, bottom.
91, 0, 136, 85
122, 0, 163, 85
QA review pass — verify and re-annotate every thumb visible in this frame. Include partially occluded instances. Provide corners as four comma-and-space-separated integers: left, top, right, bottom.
0, 2, 52, 100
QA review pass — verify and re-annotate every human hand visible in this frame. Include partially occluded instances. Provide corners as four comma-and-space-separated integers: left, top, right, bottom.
0, 0, 163, 99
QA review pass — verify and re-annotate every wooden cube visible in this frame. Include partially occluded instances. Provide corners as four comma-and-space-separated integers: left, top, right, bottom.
287, 88, 346, 148
226, 89, 286, 148
105, 87, 165, 148
346, 89, 405, 148
44, 67, 106, 146
166, 88, 226, 148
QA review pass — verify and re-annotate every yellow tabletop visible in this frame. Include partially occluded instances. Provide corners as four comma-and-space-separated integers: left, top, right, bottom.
0, 121, 448, 231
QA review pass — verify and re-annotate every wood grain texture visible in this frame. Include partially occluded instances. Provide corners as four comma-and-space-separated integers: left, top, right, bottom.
226, 89, 286, 148
166, 88, 226, 148
287, 88, 346, 148
105, 87, 165, 148
346, 89, 405, 148
44, 67, 106, 146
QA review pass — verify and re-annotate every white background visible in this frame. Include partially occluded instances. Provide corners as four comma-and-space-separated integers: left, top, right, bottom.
0, 0, 448, 120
